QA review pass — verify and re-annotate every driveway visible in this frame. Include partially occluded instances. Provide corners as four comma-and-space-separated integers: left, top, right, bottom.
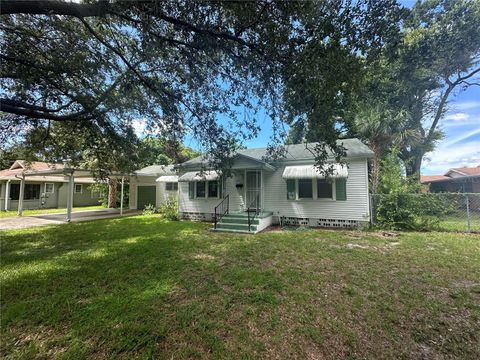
0, 209, 141, 231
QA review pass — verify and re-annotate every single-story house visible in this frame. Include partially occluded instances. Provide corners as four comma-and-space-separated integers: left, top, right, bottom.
175, 138, 373, 233
0, 160, 100, 211
421, 166, 480, 193
129, 165, 178, 210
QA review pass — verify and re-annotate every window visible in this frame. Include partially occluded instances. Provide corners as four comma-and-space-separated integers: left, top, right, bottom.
188, 182, 195, 199
286, 179, 296, 200
45, 183, 54, 194
10, 183, 41, 200
317, 179, 333, 199
298, 179, 313, 198
196, 181, 206, 198
166, 182, 178, 191
74, 184, 83, 193
208, 181, 218, 198
335, 178, 347, 201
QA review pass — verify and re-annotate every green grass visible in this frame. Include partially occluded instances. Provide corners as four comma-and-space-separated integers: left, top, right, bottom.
438, 215, 480, 233
0, 205, 105, 218
1, 216, 479, 359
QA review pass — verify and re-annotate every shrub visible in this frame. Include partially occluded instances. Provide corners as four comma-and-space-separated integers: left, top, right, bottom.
142, 204, 157, 215
158, 197, 179, 221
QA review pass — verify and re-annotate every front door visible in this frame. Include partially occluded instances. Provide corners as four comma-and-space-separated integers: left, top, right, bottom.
246, 170, 261, 211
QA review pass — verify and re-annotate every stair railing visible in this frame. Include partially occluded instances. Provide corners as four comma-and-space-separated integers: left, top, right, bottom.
214, 195, 229, 229
246, 197, 260, 232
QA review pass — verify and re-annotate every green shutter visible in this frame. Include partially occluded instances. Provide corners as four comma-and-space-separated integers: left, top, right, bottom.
219, 179, 223, 198
336, 178, 347, 201
287, 179, 295, 200
188, 182, 195, 199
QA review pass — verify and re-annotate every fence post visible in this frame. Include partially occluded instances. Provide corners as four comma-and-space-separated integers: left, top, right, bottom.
369, 194, 374, 226
466, 195, 471, 233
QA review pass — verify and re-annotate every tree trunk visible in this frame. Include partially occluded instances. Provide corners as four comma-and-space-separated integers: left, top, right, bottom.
370, 142, 382, 194
402, 148, 424, 177
108, 178, 117, 208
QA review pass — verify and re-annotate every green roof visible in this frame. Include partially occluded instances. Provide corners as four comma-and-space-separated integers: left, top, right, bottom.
180, 138, 373, 167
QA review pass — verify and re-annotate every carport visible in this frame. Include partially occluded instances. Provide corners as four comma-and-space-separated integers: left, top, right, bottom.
14, 165, 130, 222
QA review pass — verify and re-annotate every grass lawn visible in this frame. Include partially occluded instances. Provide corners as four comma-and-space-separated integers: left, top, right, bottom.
1, 216, 479, 359
0, 205, 105, 219
438, 215, 480, 233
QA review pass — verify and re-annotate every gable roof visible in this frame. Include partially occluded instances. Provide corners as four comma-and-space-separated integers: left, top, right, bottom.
420, 175, 450, 183
179, 138, 373, 168
0, 160, 97, 183
446, 166, 480, 177
421, 166, 480, 183
134, 164, 176, 176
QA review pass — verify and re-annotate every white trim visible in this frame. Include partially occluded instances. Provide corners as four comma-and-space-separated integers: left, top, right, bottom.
193, 180, 220, 199
282, 164, 348, 179
44, 182, 54, 194
74, 183, 83, 194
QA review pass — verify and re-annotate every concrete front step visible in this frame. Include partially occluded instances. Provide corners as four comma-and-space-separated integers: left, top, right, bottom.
215, 223, 257, 232
220, 217, 259, 225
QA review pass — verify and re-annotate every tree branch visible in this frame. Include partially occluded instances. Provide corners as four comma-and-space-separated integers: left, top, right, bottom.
426, 66, 480, 142
0, 0, 109, 17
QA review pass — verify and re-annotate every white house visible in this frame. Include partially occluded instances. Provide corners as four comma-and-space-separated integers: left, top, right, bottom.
175, 139, 373, 233
129, 165, 178, 210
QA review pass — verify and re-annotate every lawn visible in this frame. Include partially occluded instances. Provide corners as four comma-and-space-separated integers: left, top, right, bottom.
1, 216, 479, 359
0, 205, 105, 219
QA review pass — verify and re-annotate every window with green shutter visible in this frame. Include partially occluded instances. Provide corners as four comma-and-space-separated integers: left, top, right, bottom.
336, 178, 347, 201
287, 179, 296, 200
188, 182, 195, 199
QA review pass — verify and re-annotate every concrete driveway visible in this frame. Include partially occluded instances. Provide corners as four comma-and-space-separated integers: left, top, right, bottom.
0, 209, 141, 231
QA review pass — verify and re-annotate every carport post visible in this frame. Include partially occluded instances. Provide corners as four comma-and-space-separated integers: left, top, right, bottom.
17, 175, 25, 216
66, 173, 74, 222
120, 176, 124, 215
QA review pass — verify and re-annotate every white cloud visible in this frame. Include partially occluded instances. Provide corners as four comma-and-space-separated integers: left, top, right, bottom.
423, 140, 480, 174
131, 118, 147, 136
451, 100, 480, 112
444, 128, 480, 147
444, 112, 469, 122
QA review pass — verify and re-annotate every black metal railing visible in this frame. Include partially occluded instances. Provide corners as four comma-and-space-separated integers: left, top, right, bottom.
214, 195, 229, 229
246, 198, 260, 232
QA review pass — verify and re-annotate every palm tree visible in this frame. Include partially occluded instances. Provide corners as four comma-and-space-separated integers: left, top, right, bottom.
354, 104, 413, 193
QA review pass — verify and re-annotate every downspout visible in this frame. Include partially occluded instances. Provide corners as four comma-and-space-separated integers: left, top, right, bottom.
4, 179, 11, 211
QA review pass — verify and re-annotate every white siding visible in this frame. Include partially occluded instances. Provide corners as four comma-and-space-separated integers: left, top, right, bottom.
263, 159, 370, 221
156, 181, 178, 205
178, 158, 370, 223
178, 172, 249, 215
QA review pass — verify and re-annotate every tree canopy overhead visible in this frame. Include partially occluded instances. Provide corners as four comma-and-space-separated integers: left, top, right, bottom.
0, 0, 407, 173
1, 0, 295, 171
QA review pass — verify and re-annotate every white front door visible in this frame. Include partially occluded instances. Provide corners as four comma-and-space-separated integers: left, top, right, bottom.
245, 170, 261, 210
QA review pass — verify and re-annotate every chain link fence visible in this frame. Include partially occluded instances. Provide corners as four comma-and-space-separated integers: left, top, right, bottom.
370, 193, 480, 233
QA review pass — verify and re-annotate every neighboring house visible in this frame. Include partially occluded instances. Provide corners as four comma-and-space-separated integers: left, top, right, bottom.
129, 165, 178, 210
0, 160, 100, 211
421, 166, 480, 193
175, 138, 373, 233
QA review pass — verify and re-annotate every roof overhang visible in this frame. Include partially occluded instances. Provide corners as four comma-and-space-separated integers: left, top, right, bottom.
282, 164, 348, 180
178, 170, 221, 182
156, 175, 179, 182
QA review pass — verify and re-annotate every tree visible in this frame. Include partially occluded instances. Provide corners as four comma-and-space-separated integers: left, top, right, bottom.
0, 0, 295, 172
280, 0, 405, 167
392, 0, 480, 175
353, 103, 411, 193
138, 137, 200, 167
